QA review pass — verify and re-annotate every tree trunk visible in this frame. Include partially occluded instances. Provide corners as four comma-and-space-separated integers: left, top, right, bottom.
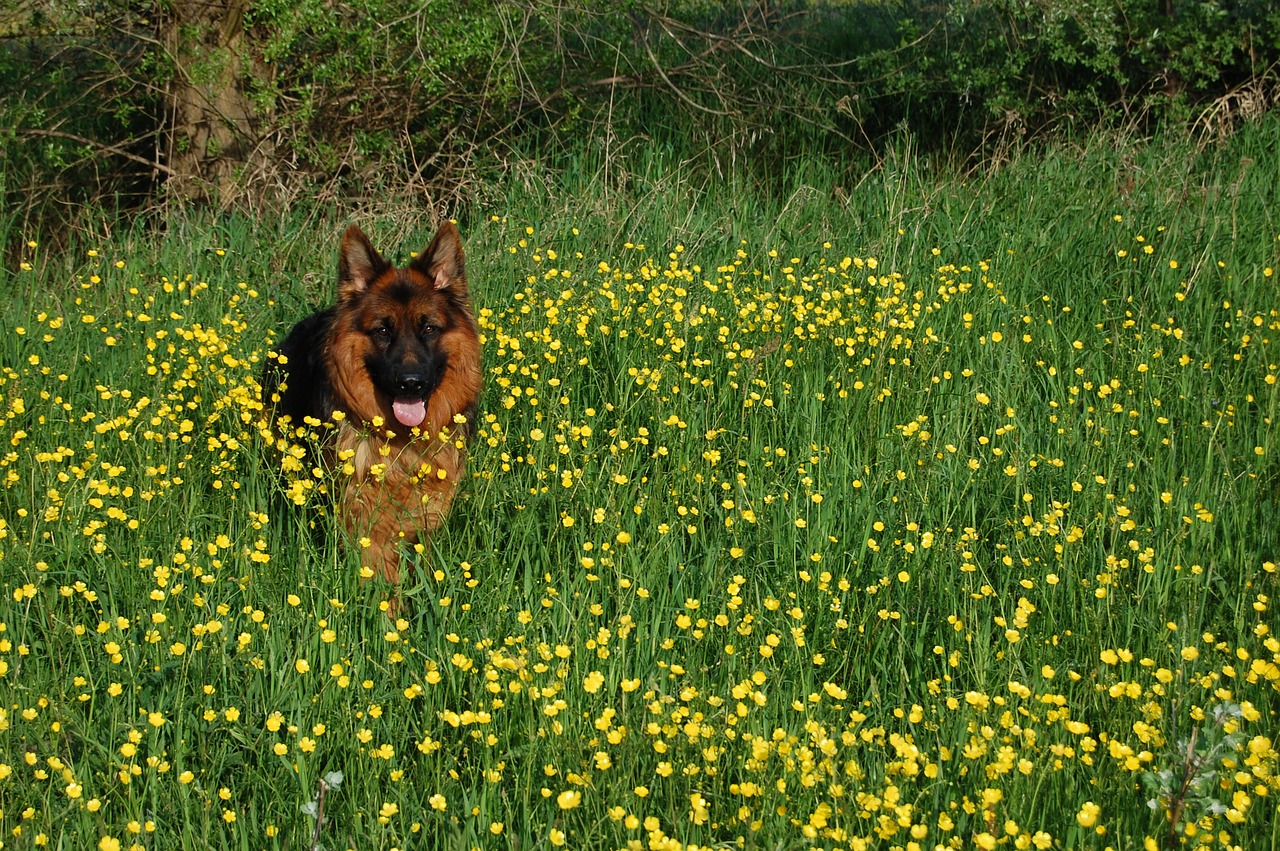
161, 0, 261, 203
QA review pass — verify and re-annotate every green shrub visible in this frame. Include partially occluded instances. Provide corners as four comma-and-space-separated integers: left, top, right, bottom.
1, 0, 1276, 222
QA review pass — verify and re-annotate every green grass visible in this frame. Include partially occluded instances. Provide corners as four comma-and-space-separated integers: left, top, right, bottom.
1, 120, 1278, 851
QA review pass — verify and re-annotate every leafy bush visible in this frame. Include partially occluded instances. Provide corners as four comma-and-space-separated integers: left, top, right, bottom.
852, 0, 1280, 145
1, 0, 1276, 222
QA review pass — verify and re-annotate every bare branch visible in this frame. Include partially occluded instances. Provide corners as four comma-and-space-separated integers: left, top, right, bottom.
641, 29, 734, 117
17, 128, 176, 177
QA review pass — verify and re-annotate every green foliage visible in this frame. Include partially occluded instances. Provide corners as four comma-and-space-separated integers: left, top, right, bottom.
0, 0, 1277, 221
849, 0, 1280, 143
0, 2, 158, 217
1142, 702, 1249, 850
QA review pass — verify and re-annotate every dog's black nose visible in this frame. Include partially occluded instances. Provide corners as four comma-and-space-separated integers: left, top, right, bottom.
395, 374, 426, 397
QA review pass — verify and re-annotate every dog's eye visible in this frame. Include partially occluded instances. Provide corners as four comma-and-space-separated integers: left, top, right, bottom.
420, 322, 439, 336
371, 324, 391, 340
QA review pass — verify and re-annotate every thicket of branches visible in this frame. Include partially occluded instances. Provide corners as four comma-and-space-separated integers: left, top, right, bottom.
2, 0, 1277, 221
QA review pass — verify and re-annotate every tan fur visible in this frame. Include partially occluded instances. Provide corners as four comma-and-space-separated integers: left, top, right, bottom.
335, 421, 466, 585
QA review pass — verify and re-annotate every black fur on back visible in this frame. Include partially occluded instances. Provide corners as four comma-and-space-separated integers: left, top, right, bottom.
261, 307, 338, 430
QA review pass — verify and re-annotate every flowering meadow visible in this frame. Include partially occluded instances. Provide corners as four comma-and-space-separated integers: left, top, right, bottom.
2, 142, 1279, 851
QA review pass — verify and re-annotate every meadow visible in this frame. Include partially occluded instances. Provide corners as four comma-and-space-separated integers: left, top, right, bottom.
1, 124, 1278, 851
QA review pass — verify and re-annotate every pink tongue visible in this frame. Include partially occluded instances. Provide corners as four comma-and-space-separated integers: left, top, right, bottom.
392, 398, 427, 428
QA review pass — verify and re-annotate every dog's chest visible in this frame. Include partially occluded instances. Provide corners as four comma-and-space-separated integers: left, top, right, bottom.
334, 422, 460, 489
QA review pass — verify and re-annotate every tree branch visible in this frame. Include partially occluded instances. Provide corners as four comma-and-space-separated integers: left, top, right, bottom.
642, 30, 734, 117
17, 128, 176, 177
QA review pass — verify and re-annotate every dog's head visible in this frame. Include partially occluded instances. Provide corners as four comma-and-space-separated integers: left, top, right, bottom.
330, 223, 478, 432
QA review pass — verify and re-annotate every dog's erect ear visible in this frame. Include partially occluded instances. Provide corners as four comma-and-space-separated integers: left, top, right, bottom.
410, 222, 468, 296
338, 225, 390, 300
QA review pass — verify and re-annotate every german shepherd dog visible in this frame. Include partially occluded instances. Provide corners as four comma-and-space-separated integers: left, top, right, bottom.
262, 223, 482, 589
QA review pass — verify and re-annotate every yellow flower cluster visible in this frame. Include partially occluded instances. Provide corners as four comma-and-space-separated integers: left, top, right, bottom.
0, 220, 1277, 850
